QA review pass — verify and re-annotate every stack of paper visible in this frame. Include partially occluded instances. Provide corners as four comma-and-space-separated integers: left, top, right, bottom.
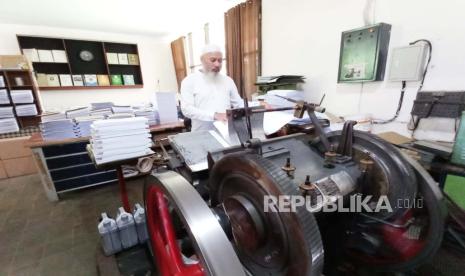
15, 104, 38, 116
0, 106, 15, 118
134, 107, 158, 125
0, 89, 9, 104
89, 117, 153, 164
66, 107, 90, 119
90, 108, 113, 117
155, 92, 178, 124
40, 119, 78, 140
106, 113, 135, 119
91, 102, 114, 110
111, 105, 133, 114
168, 131, 229, 172
10, 90, 34, 104
74, 115, 104, 137
0, 76, 5, 87
0, 118, 19, 134
41, 112, 66, 123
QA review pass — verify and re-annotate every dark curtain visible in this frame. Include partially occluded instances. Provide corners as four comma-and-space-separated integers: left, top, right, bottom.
225, 0, 261, 99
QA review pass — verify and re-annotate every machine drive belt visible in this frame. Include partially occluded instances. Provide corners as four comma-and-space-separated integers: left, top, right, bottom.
252, 154, 325, 275
210, 153, 325, 276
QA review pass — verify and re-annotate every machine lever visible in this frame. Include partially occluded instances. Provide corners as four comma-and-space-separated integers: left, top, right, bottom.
337, 120, 357, 157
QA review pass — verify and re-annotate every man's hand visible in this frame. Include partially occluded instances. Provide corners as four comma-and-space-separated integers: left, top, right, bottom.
214, 112, 227, 121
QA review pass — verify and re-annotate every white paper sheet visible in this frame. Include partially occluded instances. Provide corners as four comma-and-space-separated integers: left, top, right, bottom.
155, 92, 178, 124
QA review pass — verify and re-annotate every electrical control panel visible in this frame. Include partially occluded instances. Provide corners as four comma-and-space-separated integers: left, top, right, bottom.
337, 23, 391, 83
388, 44, 427, 82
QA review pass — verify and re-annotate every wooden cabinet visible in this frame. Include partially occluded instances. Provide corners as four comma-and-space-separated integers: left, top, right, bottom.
17, 35, 143, 90
26, 121, 185, 201
0, 69, 42, 129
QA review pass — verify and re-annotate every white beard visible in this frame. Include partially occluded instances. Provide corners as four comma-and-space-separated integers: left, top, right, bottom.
203, 71, 219, 82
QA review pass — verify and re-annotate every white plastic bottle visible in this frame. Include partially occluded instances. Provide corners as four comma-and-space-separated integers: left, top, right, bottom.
133, 203, 148, 243
116, 207, 138, 249
98, 213, 122, 255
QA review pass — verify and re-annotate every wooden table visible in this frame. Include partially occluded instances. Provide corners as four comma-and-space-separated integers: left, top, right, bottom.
26, 121, 184, 201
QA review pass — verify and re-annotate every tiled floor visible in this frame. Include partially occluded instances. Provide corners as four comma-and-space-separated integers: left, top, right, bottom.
1, 174, 464, 276
0, 174, 144, 276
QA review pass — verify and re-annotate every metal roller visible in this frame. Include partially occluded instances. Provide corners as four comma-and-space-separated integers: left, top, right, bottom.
209, 153, 325, 276
144, 171, 246, 276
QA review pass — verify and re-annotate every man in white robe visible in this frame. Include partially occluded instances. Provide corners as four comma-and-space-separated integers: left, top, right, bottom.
180, 44, 243, 132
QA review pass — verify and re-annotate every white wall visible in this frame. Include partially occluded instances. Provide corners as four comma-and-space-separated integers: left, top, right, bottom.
0, 23, 178, 111
262, 0, 465, 125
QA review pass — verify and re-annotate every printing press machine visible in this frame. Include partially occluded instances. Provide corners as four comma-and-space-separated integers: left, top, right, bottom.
142, 100, 447, 276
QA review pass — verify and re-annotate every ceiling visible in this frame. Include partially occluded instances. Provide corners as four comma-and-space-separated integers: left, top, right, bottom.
0, 0, 244, 38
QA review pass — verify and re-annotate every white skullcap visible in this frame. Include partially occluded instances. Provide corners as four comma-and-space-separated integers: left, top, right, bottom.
201, 44, 222, 56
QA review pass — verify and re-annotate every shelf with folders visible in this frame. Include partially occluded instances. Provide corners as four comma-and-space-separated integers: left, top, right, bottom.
17, 35, 143, 90
0, 69, 42, 133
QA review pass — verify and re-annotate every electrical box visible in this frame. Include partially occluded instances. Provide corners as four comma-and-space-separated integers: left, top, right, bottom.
337, 23, 391, 83
388, 44, 427, 81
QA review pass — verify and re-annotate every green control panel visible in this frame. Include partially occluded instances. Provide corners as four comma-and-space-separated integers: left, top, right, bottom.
337, 23, 391, 83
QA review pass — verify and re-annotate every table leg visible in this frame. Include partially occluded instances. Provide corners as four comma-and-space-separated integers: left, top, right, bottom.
117, 166, 130, 212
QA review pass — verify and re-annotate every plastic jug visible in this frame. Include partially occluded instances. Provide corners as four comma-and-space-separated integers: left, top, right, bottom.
133, 203, 148, 243
98, 213, 122, 255
116, 207, 138, 249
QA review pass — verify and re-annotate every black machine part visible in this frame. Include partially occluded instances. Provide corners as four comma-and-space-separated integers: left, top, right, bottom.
344, 152, 447, 272
209, 153, 325, 276
311, 130, 418, 219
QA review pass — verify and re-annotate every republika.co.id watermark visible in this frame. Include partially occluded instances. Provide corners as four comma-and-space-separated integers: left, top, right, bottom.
264, 193, 423, 213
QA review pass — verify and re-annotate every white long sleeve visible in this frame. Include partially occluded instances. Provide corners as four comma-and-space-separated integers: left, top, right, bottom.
180, 72, 242, 131
180, 75, 215, 122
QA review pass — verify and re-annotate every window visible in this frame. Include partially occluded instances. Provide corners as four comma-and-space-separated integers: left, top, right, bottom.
184, 19, 227, 75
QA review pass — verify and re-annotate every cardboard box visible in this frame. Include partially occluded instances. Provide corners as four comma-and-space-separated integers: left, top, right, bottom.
0, 160, 7, 179
0, 136, 32, 160
3, 156, 37, 178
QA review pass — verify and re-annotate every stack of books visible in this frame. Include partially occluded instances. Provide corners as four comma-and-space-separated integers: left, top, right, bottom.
36, 74, 120, 87
109, 105, 134, 119
89, 117, 153, 165
0, 107, 14, 118
0, 118, 19, 134
91, 102, 114, 110
10, 90, 34, 104
40, 119, 78, 140
90, 108, 113, 117
40, 112, 67, 123
66, 107, 90, 119
74, 115, 104, 137
134, 107, 158, 126
0, 89, 9, 104
15, 104, 38, 116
